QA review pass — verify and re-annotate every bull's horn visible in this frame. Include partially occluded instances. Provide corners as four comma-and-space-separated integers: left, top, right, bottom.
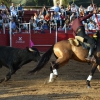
29, 48, 34, 52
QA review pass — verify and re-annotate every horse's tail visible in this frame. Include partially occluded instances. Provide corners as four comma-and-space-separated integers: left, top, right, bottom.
28, 45, 54, 74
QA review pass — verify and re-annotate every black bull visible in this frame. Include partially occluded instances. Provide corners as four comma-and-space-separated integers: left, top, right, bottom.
0, 46, 41, 83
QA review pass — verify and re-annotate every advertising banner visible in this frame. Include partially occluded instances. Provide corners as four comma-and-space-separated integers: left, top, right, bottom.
12, 33, 30, 49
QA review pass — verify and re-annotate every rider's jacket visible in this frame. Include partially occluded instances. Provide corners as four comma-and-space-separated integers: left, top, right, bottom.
71, 13, 93, 36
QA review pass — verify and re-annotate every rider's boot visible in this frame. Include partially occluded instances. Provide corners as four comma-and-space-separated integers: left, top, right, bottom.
85, 48, 96, 63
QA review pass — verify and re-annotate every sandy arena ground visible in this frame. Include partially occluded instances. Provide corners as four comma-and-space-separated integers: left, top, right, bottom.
0, 55, 100, 100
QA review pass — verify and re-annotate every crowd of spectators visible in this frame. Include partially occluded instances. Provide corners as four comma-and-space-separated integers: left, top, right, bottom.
0, 2, 24, 34
0, 2, 100, 34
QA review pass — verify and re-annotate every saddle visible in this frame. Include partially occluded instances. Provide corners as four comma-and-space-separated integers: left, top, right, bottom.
68, 38, 79, 46
68, 38, 89, 50
68, 38, 96, 63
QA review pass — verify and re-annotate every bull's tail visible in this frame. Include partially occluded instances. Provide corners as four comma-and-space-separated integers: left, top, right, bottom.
29, 45, 54, 74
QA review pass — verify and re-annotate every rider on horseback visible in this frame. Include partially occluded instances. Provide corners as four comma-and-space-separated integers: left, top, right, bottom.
69, 11, 97, 63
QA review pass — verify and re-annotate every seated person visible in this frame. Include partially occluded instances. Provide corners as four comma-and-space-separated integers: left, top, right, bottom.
10, 6, 18, 20
54, 3, 61, 12
60, 12, 66, 26
17, 3, 24, 17
58, 25, 64, 31
3, 19, 9, 29
0, 10, 7, 22
10, 3, 15, 12
53, 12, 62, 26
44, 13, 50, 24
0, 2, 7, 13
22, 21, 28, 30
9, 19, 17, 34
42, 22, 48, 30
0, 16, 3, 29
88, 20, 96, 30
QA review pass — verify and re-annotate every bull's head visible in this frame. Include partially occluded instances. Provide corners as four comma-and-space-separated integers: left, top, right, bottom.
26, 47, 41, 62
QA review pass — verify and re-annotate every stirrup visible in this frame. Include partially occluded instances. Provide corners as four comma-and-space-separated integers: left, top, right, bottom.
85, 56, 96, 63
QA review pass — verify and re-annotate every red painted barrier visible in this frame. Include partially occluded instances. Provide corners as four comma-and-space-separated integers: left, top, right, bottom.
0, 33, 9, 46
31, 31, 55, 45
12, 33, 30, 49
0, 29, 95, 52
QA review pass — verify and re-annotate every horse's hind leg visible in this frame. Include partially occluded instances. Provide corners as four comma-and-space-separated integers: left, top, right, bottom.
48, 61, 59, 83
48, 65, 54, 83
48, 57, 70, 83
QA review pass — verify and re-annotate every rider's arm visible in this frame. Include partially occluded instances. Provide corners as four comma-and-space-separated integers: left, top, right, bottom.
79, 13, 93, 21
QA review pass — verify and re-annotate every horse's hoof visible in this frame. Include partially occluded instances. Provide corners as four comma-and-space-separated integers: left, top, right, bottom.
87, 86, 91, 88
48, 79, 55, 83
44, 80, 53, 85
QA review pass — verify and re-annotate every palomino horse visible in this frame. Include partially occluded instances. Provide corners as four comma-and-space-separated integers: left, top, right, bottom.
29, 32, 100, 88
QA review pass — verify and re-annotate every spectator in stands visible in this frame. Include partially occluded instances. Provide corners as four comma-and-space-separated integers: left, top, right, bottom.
53, 12, 61, 26
87, 4, 93, 14
84, 23, 89, 34
3, 19, 9, 29
10, 6, 18, 21
10, 3, 15, 12
0, 10, 7, 22
70, 12, 76, 21
0, 16, 3, 29
34, 12, 40, 24
17, 3, 24, 18
66, 4, 71, 16
62, 19, 70, 31
88, 20, 96, 30
9, 19, 17, 34
50, 12, 54, 22
71, 4, 78, 16
6, 11, 11, 23
38, 11, 44, 23
33, 19, 39, 32
58, 25, 64, 31
16, 19, 21, 28
54, 3, 61, 12
42, 22, 49, 30
79, 5, 85, 17
93, 4, 98, 13
22, 20, 28, 31
60, 5, 65, 14
41, 5, 48, 17
60, 12, 66, 26
38, 21, 45, 33
29, 16, 34, 29
49, 21, 56, 31
44, 13, 50, 27
0, 2, 7, 12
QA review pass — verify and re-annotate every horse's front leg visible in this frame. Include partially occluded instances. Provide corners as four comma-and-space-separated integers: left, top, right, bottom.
86, 63, 97, 88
